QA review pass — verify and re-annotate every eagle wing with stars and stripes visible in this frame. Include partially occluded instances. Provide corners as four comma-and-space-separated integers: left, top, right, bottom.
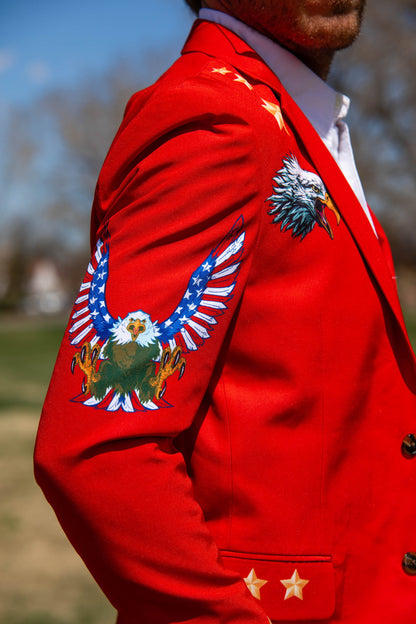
68, 238, 116, 349
158, 217, 245, 353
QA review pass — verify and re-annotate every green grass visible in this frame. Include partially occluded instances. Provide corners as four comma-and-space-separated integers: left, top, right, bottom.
0, 317, 116, 624
0, 317, 66, 412
0, 602, 115, 624
0, 598, 115, 624
404, 312, 416, 349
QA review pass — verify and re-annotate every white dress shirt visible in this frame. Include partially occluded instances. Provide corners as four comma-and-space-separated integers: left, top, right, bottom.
199, 8, 376, 234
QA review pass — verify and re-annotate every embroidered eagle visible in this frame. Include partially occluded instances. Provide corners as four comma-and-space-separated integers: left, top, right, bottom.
69, 218, 245, 412
268, 154, 340, 240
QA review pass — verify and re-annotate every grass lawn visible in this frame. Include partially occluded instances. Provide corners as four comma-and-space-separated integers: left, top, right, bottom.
0, 315, 116, 624
404, 312, 416, 348
0, 311, 415, 624
0, 318, 66, 412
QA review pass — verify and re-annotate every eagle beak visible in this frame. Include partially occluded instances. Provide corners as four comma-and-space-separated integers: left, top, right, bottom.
127, 319, 146, 341
316, 193, 340, 240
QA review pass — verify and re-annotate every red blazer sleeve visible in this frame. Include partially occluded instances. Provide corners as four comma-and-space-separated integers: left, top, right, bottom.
34, 72, 271, 623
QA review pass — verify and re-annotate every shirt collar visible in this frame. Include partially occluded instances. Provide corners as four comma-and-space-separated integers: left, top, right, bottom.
198, 8, 350, 142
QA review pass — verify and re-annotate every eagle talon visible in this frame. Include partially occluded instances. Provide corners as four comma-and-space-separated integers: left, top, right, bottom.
162, 350, 170, 367
148, 346, 186, 399
158, 383, 166, 399
80, 345, 87, 363
91, 347, 99, 365
71, 341, 102, 395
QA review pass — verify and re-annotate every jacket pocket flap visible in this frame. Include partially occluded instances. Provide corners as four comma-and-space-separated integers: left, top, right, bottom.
220, 551, 335, 621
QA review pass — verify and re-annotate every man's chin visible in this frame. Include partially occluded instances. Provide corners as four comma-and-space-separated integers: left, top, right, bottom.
308, 13, 364, 52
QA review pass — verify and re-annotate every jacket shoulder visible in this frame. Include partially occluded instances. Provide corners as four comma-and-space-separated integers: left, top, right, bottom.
93, 50, 289, 228
122, 52, 281, 135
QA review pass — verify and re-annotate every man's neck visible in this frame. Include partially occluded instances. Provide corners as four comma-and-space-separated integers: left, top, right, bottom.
289, 48, 334, 81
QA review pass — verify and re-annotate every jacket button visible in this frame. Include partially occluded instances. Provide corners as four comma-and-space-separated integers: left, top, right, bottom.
402, 553, 416, 575
401, 434, 416, 458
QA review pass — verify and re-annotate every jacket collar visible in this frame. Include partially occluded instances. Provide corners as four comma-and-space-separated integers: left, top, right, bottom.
198, 8, 350, 145
182, 20, 416, 372
182, 19, 284, 95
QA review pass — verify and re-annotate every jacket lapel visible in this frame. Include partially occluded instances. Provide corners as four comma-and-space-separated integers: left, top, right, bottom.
279, 91, 405, 320
278, 92, 416, 380
183, 20, 416, 363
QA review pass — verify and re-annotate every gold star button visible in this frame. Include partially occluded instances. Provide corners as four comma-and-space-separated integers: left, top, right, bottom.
261, 98, 287, 132
244, 568, 268, 600
234, 73, 254, 90
280, 569, 309, 601
212, 67, 232, 75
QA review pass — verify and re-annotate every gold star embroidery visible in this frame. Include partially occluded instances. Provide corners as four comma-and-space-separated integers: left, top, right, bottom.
212, 67, 232, 75
261, 98, 287, 132
244, 568, 268, 600
234, 73, 254, 90
280, 569, 309, 600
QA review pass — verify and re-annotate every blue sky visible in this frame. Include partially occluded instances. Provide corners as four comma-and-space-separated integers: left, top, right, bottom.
1, 0, 196, 106
0, 1, 197, 236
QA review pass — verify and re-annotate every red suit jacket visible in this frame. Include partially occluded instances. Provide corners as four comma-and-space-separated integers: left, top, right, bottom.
34, 20, 416, 624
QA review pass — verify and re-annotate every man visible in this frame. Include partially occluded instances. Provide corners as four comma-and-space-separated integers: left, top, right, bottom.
34, 1, 416, 622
